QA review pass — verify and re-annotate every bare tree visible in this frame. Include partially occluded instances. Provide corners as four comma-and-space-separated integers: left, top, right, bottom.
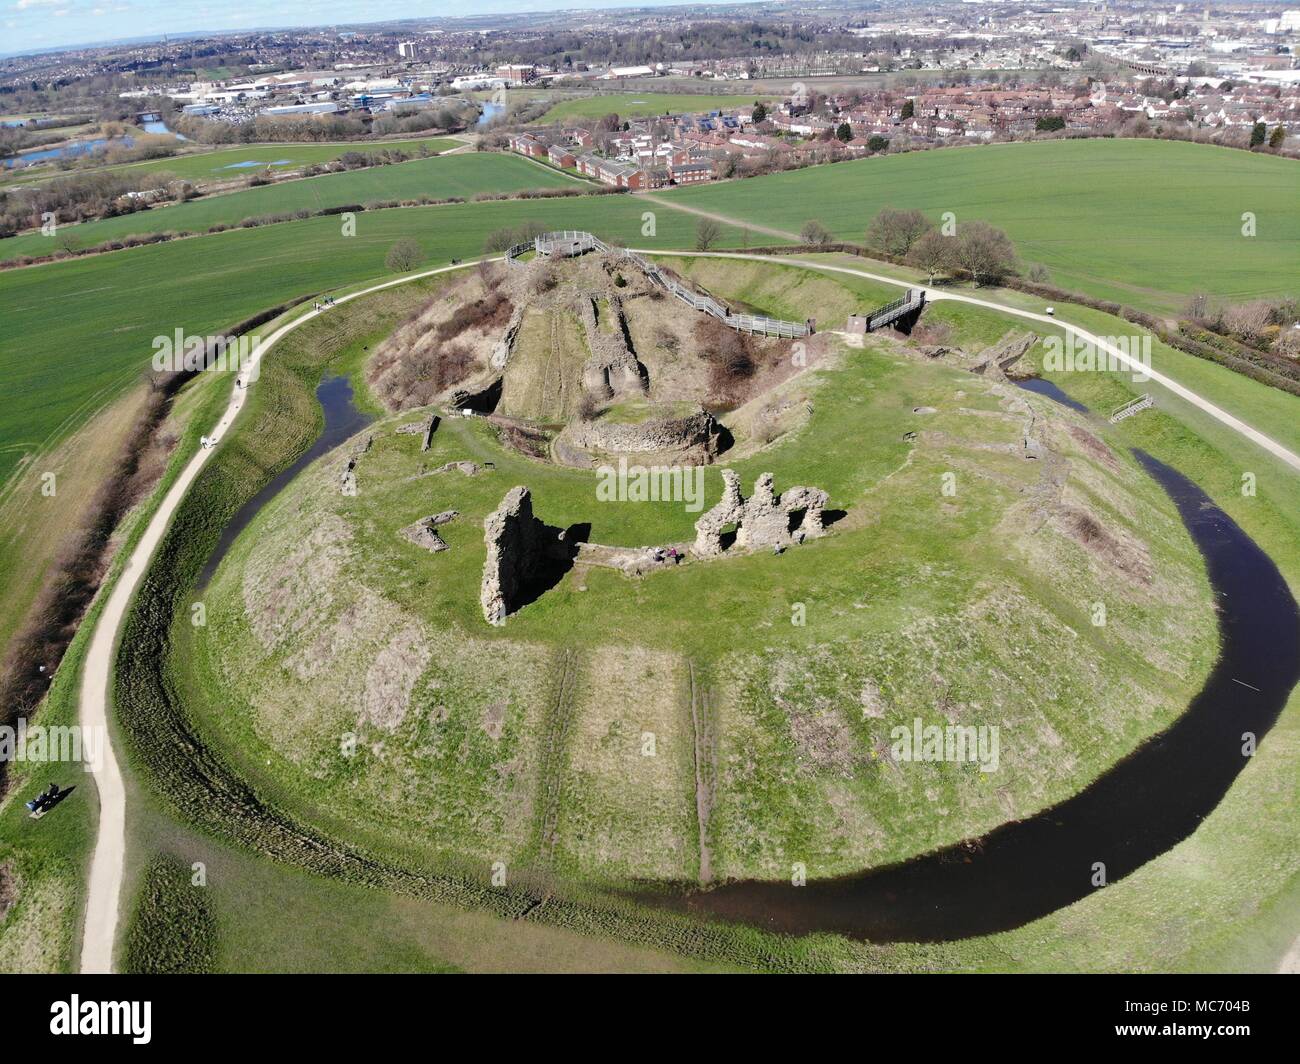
800, 219, 832, 245
1184, 292, 1211, 321
950, 221, 1017, 286
695, 217, 721, 251
907, 229, 953, 284
385, 238, 424, 273
866, 207, 932, 256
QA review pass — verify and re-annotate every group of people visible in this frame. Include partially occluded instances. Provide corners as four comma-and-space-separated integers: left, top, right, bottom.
313, 296, 337, 311
25, 782, 60, 817
650, 546, 682, 565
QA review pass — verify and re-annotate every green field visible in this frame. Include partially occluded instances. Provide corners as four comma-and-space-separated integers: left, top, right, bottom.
658, 138, 1300, 315
4, 239, 1300, 972
0, 151, 574, 261
0, 192, 744, 670
0, 136, 464, 191
0, 193, 747, 485
538, 91, 775, 123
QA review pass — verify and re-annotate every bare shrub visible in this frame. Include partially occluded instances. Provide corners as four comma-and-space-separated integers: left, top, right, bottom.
654, 325, 680, 353
800, 219, 833, 245
1220, 300, 1273, 345
909, 321, 954, 347
694, 317, 760, 402
529, 262, 559, 295
435, 291, 512, 341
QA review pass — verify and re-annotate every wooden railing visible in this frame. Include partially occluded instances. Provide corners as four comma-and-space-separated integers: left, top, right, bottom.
1109, 393, 1154, 424
866, 288, 926, 331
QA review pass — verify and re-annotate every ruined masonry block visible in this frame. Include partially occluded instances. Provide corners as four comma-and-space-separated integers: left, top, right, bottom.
693, 471, 829, 557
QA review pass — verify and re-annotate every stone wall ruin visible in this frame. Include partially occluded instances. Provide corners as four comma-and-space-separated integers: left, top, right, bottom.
693, 470, 830, 557
480, 486, 579, 625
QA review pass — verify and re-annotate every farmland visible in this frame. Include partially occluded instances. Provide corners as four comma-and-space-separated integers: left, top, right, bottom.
658, 138, 1300, 315
0, 190, 747, 653
3, 134, 1300, 974
0, 151, 579, 261
0, 136, 464, 190
0, 193, 741, 482
537, 91, 776, 122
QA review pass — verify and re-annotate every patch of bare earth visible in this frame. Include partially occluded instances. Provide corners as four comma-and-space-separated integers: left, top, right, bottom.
368, 268, 511, 411
242, 512, 352, 652
780, 694, 863, 777
1066, 424, 1120, 470
1056, 505, 1154, 585
0, 861, 15, 923
363, 623, 433, 731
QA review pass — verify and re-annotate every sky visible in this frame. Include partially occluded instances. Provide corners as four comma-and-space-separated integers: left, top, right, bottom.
2, 0, 715, 57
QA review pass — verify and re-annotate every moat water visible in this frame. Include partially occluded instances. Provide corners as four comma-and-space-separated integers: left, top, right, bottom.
639, 383, 1300, 941
197, 374, 371, 588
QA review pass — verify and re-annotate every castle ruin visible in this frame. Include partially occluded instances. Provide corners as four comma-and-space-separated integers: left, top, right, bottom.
693, 470, 829, 557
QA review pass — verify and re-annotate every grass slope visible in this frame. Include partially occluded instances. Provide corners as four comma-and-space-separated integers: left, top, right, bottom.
110, 259, 1246, 972
42, 256, 1296, 972
0, 365, 226, 972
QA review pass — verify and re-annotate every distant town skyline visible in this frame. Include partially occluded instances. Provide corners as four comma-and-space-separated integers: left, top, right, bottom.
3, 0, 719, 57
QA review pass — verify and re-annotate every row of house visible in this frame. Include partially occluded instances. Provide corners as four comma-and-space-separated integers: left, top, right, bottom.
507, 128, 719, 189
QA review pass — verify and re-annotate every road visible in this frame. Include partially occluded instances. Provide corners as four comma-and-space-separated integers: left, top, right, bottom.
76, 258, 491, 973
77, 241, 1300, 971
635, 248, 1300, 475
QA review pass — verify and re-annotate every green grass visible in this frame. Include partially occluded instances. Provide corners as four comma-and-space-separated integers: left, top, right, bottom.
0, 151, 567, 261
112, 257, 1238, 969
4, 148, 1300, 970
212, 263, 1298, 970
16, 254, 1300, 972
657, 139, 1300, 315
0, 365, 227, 972
0, 193, 745, 492
121, 854, 216, 973
538, 92, 776, 123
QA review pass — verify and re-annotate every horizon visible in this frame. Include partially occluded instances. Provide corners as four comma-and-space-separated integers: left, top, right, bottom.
2, 0, 735, 59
